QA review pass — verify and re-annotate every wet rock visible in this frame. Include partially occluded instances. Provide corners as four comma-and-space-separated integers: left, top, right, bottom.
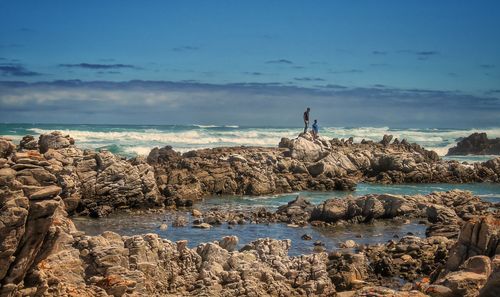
172, 215, 188, 227
191, 209, 202, 217
276, 195, 314, 224
339, 240, 358, 249
192, 223, 212, 229
301, 234, 312, 240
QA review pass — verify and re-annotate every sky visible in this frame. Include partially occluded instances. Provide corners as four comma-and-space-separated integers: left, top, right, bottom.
1, 0, 499, 127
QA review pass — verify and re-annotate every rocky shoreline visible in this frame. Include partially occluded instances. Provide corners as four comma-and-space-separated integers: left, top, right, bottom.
1, 131, 500, 296
4, 130, 494, 217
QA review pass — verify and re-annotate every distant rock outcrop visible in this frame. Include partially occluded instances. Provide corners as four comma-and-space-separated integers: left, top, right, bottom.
447, 132, 500, 156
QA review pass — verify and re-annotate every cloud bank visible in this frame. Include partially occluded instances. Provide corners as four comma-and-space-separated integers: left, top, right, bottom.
59, 63, 138, 70
0, 64, 41, 76
0, 80, 498, 128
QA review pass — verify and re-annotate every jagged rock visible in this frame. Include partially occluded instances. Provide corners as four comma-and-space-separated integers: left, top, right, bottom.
444, 216, 500, 273
447, 132, 500, 155
0, 137, 16, 158
380, 134, 393, 146
276, 196, 314, 224
364, 236, 452, 282
218, 235, 238, 251
311, 190, 491, 226
431, 216, 500, 297
38, 131, 74, 153
19, 135, 38, 151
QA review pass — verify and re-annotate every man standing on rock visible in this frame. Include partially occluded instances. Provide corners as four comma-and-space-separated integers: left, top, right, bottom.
303, 107, 310, 133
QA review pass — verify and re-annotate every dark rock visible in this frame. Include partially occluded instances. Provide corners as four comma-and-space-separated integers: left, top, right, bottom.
380, 134, 393, 146
447, 132, 500, 155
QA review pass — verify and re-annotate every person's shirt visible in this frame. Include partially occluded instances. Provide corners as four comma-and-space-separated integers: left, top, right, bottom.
312, 122, 318, 132
303, 111, 309, 121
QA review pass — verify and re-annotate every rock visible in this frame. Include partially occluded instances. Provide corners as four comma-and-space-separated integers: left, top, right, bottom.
425, 285, 454, 297
191, 209, 202, 217
276, 196, 314, 223
435, 271, 488, 297
301, 234, 312, 240
192, 223, 212, 229
29, 185, 62, 200
219, 236, 238, 251
479, 256, 500, 297
172, 216, 188, 227
159, 223, 168, 231
380, 134, 393, 146
38, 131, 74, 153
447, 132, 500, 155
340, 240, 358, 249
19, 135, 38, 150
0, 137, 16, 158
445, 216, 499, 272
310, 190, 492, 227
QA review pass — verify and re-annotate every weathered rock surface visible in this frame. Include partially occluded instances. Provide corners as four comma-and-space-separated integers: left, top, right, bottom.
310, 190, 492, 239
0, 137, 77, 296
447, 132, 500, 156
4, 131, 500, 217
428, 215, 500, 297
38, 131, 75, 154
2, 131, 500, 296
3, 132, 163, 217
150, 132, 500, 206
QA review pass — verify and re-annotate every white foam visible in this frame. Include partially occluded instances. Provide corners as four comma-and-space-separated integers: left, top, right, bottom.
20, 126, 500, 157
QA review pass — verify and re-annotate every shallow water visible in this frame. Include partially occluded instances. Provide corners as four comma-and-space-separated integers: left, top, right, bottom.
73, 212, 426, 256
201, 183, 500, 210
74, 183, 500, 256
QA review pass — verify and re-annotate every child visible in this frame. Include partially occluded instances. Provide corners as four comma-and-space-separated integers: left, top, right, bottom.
312, 119, 319, 138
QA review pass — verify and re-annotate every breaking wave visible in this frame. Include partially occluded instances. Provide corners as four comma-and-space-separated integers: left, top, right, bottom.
0, 124, 498, 159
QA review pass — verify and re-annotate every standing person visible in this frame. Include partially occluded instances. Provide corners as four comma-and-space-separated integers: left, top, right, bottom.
303, 107, 310, 133
312, 119, 319, 138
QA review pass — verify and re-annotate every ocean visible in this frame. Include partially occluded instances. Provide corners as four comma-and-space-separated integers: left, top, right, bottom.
1, 123, 500, 162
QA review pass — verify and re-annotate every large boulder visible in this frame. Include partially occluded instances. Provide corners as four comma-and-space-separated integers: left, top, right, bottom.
19, 135, 38, 151
38, 131, 74, 153
78, 150, 162, 217
279, 134, 330, 162
0, 137, 16, 158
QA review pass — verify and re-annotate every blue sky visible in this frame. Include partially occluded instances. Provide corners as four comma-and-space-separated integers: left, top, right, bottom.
1, 0, 499, 127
